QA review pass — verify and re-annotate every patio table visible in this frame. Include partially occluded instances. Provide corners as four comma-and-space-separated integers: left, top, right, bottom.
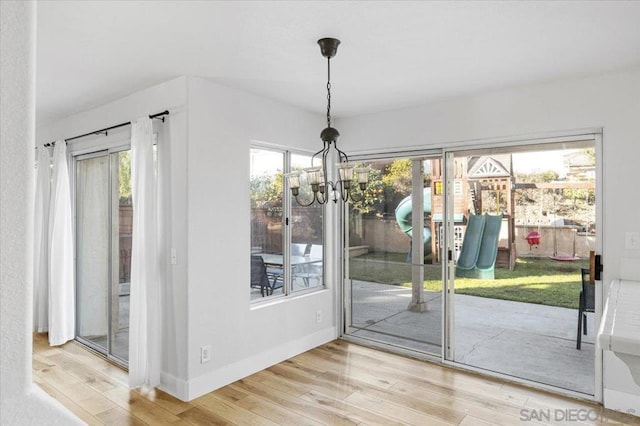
257, 254, 322, 287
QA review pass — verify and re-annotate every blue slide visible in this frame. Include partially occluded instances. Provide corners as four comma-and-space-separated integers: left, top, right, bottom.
395, 188, 432, 258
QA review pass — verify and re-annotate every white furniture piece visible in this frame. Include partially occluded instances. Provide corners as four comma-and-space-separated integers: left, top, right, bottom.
598, 279, 640, 387
598, 279, 640, 416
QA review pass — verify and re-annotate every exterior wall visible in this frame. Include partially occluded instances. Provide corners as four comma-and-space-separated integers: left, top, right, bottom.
252, 207, 323, 254
353, 217, 409, 254
350, 219, 595, 260
516, 226, 595, 259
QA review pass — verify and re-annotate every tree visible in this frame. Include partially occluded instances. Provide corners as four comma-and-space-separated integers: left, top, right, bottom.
119, 151, 132, 204
348, 166, 385, 215
250, 172, 283, 209
382, 159, 412, 197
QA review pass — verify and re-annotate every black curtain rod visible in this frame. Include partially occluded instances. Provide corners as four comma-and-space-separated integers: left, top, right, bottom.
43, 110, 170, 147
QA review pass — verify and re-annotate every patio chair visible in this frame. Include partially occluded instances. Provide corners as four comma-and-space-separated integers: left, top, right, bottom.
576, 268, 595, 350
266, 264, 284, 295
251, 255, 270, 297
250, 255, 283, 297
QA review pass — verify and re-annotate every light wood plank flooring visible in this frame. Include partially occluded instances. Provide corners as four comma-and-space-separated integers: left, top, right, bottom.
33, 333, 639, 425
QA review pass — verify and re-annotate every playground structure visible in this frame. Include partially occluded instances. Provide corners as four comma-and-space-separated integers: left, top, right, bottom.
393, 155, 517, 274
455, 214, 503, 279
394, 188, 432, 260
427, 155, 516, 272
383, 152, 594, 278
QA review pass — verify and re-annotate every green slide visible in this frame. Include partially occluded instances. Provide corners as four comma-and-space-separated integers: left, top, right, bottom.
455, 214, 486, 277
455, 214, 502, 279
475, 214, 502, 280
394, 188, 432, 257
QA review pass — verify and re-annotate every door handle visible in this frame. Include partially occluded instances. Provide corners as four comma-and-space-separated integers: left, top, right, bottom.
589, 250, 603, 283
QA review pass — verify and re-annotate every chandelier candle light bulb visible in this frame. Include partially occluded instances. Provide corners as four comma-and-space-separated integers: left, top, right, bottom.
285, 37, 369, 206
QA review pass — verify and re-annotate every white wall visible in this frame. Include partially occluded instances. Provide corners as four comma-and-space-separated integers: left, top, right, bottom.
36, 76, 190, 397
0, 1, 81, 423
34, 76, 339, 402
185, 77, 337, 400
340, 65, 640, 411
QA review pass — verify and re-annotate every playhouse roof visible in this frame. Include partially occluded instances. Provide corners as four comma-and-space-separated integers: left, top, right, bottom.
467, 154, 512, 178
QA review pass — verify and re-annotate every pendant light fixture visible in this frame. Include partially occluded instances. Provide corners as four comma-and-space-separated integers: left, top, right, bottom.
286, 38, 369, 206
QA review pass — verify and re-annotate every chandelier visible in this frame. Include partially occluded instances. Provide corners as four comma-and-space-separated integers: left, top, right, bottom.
285, 38, 369, 206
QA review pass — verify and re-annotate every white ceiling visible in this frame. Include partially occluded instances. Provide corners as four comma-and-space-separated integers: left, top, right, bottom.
36, 1, 640, 124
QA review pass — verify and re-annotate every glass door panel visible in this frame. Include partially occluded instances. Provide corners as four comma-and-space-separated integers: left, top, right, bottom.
110, 151, 131, 361
76, 154, 110, 354
447, 141, 596, 395
346, 156, 443, 356
76, 149, 132, 365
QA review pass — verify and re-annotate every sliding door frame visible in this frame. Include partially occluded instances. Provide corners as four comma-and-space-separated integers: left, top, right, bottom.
73, 144, 131, 368
441, 130, 603, 402
340, 148, 446, 362
340, 128, 603, 403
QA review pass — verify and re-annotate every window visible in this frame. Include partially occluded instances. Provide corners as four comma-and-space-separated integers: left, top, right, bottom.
250, 147, 323, 301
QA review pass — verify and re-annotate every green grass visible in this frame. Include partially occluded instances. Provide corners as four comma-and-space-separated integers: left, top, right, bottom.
348, 253, 588, 309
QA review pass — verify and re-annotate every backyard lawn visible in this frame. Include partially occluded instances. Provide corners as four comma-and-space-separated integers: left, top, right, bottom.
348, 252, 588, 309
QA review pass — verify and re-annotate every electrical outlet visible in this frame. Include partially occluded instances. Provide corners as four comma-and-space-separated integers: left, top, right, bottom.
201, 345, 211, 363
626, 232, 640, 250
315, 310, 322, 324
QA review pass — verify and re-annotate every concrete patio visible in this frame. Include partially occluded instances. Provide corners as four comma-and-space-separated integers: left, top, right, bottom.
349, 280, 595, 395
83, 278, 598, 397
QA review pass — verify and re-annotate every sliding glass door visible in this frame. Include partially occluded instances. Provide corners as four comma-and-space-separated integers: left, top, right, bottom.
76, 150, 132, 365
342, 135, 600, 397
345, 154, 443, 356
445, 140, 598, 396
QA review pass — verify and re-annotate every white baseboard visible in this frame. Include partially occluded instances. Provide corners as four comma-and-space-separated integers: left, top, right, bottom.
160, 371, 189, 401
603, 388, 640, 417
186, 326, 336, 401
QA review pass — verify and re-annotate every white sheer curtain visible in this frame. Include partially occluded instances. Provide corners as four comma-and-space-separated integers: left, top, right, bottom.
48, 141, 75, 346
33, 146, 51, 332
129, 117, 161, 388
75, 156, 110, 337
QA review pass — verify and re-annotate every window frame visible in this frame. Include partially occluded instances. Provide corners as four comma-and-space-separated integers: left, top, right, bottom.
250, 144, 325, 304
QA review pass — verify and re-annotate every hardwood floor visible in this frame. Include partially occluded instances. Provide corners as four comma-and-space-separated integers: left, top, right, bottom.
33, 333, 639, 425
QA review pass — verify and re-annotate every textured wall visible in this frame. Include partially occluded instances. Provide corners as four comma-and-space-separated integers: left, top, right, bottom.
0, 1, 80, 423
1, 0, 36, 401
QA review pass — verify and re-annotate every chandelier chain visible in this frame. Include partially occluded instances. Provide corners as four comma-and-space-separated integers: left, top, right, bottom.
326, 57, 331, 128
